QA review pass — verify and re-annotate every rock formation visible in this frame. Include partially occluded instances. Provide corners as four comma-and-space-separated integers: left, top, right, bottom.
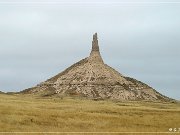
22, 33, 171, 101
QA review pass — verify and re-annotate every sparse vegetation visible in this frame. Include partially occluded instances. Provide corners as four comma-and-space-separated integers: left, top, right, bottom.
0, 94, 179, 132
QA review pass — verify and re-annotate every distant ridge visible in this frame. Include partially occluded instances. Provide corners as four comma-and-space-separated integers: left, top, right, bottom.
0, 91, 4, 94
21, 33, 172, 102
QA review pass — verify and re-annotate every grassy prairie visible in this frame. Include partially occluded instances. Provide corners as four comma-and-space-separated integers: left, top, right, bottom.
0, 94, 180, 134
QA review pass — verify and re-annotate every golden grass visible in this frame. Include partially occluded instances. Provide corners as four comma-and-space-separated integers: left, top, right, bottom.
0, 94, 180, 134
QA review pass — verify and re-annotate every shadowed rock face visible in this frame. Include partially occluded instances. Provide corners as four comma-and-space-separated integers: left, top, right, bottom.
22, 33, 171, 101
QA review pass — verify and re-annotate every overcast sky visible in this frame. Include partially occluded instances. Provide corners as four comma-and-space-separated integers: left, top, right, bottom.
0, 0, 180, 100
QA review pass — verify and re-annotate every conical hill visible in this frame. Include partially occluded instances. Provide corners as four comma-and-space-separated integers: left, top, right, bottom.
22, 33, 171, 101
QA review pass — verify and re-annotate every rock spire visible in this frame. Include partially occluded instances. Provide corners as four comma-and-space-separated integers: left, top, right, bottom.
89, 33, 104, 63
91, 33, 99, 52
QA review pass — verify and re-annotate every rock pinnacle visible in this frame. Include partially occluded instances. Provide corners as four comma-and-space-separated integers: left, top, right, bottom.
89, 33, 104, 63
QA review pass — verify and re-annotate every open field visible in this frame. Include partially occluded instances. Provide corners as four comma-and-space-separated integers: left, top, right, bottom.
0, 94, 180, 134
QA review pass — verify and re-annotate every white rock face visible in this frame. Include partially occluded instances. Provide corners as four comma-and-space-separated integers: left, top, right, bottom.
22, 33, 171, 101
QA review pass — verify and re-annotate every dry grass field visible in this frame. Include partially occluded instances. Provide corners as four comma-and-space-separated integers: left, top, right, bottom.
0, 93, 180, 134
